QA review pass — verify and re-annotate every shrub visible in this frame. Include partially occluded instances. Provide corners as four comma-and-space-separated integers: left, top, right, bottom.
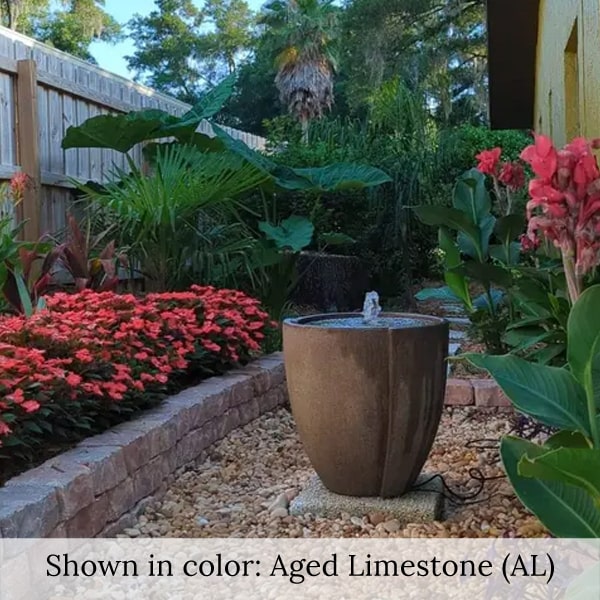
0, 286, 273, 470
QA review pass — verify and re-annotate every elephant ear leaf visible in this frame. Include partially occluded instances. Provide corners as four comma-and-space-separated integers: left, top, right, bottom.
259, 216, 314, 252
62, 110, 174, 153
292, 163, 392, 192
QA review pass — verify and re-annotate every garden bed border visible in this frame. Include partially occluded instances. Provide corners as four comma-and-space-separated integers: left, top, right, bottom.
0, 354, 287, 538
445, 378, 511, 407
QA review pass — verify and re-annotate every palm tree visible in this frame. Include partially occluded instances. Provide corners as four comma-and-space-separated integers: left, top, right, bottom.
261, 0, 339, 141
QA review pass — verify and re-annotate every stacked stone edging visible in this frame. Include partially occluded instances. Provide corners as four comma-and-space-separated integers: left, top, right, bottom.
444, 378, 511, 408
0, 353, 287, 538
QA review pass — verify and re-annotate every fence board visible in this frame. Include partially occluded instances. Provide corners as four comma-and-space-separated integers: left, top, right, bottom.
0, 25, 266, 240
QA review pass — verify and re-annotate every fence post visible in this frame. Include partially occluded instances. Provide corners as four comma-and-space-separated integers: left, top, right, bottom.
16, 59, 41, 242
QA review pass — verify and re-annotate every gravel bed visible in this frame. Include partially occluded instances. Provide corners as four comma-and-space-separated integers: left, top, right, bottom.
121, 407, 548, 539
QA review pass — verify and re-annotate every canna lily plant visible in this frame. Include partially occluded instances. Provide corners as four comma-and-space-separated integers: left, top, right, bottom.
466, 134, 600, 537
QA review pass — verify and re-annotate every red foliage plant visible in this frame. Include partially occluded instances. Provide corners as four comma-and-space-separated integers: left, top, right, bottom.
0, 286, 273, 452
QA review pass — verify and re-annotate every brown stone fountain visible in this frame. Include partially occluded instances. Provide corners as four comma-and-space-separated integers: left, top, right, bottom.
283, 292, 448, 498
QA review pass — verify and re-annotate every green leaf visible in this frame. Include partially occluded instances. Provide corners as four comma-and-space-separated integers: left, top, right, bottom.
258, 216, 314, 252
212, 124, 309, 190
546, 430, 592, 449
465, 354, 591, 435
453, 169, 490, 223
473, 288, 504, 310
413, 206, 481, 252
495, 213, 526, 244
172, 73, 235, 135
531, 343, 567, 365
567, 284, 600, 408
292, 163, 392, 192
438, 227, 471, 309
415, 286, 461, 303
14, 270, 33, 317
62, 110, 175, 152
318, 232, 355, 246
452, 262, 513, 288
490, 242, 521, 265
519, 447, 600, 501
501, 436, 600, 537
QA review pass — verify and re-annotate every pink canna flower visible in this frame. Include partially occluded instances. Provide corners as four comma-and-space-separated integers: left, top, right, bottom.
521, 134, 600, 302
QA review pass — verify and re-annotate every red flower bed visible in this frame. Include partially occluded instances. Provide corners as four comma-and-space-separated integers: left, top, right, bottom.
0, 286, 273, 464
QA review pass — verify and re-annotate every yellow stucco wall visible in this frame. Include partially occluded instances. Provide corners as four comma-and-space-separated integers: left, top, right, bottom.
534, 0, 600, 143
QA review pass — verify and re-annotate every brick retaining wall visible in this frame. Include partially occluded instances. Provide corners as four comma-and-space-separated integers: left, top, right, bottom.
0, 354, 287, 538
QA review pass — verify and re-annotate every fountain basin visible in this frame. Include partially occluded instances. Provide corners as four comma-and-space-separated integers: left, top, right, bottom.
283, 312, 449, 498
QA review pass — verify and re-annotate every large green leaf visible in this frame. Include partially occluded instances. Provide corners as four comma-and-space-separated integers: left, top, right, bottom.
495, 213, 526, 243
62, 110, 174, 152
439, 227, 471, 309
212, 125, 310, 190
453, 169, 491, 223
63, 76, 236, 152
546, 430, 592, 449
567, 285, 600, 408
258, 216, 314, 252
413, 206, 481, 250
292, 163, 392, 192
465, 354, 591, 434
519, 447, 600, 501
501, 436, 600, 537
169, 74, 235, 138
457, 214, 495, 260
452, 262, 513, 288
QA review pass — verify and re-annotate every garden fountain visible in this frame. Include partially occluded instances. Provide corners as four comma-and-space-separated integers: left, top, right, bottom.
283, 292, 449, 498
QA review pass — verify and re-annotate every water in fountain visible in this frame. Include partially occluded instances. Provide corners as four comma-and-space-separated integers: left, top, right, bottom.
308, 291, 427, 328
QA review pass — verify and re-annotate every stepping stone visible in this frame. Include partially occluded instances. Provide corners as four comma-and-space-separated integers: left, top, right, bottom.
289, 473, 443, 525
440, 304, 467, 315
449, 330, 467, 341
446, 317, 470, 327
448, 343, 461, 356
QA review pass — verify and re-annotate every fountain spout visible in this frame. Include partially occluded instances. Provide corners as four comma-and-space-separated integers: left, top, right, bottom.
362, 291, 382, 324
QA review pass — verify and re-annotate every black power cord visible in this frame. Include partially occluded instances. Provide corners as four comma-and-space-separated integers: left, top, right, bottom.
411, 414, 555, 506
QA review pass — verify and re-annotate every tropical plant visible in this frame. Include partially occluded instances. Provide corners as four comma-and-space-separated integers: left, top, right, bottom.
56, 214, 128, 292
3, 243, 60, 317
78, 144, 268, 291
414, 168, 524, 353
502, 134, 600, 365
0, 173, 59, 316
465, 284, 600, 537
261, 0, 339, 140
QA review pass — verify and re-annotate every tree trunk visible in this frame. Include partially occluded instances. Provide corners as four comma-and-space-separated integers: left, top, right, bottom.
301, 117, 309, 144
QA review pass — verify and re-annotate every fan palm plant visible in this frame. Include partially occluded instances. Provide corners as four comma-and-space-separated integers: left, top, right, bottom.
261, 0, 339, 141
78, 144, 269, 291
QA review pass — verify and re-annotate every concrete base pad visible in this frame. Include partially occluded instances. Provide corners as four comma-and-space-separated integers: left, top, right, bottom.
289, 473, 444, 525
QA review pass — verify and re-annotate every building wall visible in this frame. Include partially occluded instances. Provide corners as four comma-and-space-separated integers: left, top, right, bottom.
534, 0, 600, 143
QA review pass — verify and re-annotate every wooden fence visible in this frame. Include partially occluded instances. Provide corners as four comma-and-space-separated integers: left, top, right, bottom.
0, 26, 266, 242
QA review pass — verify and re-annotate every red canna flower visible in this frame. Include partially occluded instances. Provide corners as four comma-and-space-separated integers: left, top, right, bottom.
476, 147, 502, 175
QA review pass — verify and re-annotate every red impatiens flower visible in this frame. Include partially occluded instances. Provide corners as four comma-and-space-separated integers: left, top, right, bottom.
0, 286, 273, 448
476, 147, 502, 175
